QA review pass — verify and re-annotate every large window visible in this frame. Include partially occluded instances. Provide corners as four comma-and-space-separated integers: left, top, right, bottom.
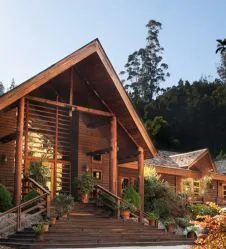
181, 178, 200, 196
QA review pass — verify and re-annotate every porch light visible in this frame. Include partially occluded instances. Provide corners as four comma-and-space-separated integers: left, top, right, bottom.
1, 154, 8, 164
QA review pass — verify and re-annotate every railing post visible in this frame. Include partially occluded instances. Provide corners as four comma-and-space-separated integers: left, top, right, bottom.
17, 206, 21, 231
46, 195, 51, 217
116, 199, 120, 219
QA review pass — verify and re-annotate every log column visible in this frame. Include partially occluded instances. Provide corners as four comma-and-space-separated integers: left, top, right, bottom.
138, 146, 144, 221
14, 98, 25, 206
110, 115, 117, 194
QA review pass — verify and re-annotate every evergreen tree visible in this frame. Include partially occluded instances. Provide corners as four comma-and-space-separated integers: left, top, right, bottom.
121, 20, 169, 114
216, 39, 226, 54
8, 78, 16, 90
120, 20, 169, 116
217, 53, 226, 84
0, 81, 4, 96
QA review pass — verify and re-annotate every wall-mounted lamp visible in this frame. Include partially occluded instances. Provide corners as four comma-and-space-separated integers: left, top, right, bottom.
83, 164, 89, 172
1, 154, 8, 164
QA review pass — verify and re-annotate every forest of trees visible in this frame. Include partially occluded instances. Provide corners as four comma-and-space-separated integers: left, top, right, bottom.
121, 20, 226, 159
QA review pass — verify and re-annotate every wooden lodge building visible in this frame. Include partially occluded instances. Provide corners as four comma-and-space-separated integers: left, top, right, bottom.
0, 39, 226, 214
121, 149, 226, 205
0, 39, 156, 214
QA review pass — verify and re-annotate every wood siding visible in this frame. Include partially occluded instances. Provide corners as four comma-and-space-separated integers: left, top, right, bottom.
0, 108, 17, 193
76, 113, 110, 190
160, 173, 176, 192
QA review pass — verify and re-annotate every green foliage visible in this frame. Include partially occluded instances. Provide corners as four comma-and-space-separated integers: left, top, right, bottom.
52, 194, 74, 216
148, 211, 159, 220
144, 79, 226, 155
162, 217, 176, 226
216, 38, 226, 54
8, 78, 16, 91
32, 222, 46, 234
0, 81, 5, 96
29, 161, 50, 188
0, 184, 12, 211
188, 203, 219, 218
122, 187, 141, 209
23, 190, 38, 202
119, 201, 136, 212
120, 19, 169, 116
77, 172, 95, 194
144, 177, 187, 220
175, 215, 191, 229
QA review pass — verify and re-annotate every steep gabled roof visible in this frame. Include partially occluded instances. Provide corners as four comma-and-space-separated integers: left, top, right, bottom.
0, 39, 157, 158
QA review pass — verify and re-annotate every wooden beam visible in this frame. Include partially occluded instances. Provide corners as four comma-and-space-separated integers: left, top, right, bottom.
110, 116, 117, 194
53, 97, 59, 197
0, 131, 17, 143
69, 68, 74, 117
0, 41, 97, 111
26, 96, 112, 117
87, 147, 112, 156
14, 98, 25, 206
138, 147, 144, 222
24, 100, 29, 176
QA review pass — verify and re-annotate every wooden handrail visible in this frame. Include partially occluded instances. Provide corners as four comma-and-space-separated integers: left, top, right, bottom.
0, 177, 50, 235
23, 176, 50, 194
94, 184, 150, 223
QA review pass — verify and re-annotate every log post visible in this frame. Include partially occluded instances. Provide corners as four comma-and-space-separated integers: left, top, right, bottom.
15, 98, 25, 206
110, 115, 117, 194
138, 146, 144, 222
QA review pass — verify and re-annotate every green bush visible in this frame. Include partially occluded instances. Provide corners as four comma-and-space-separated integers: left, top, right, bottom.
29, 161, 50, 188
0, 184, 12, 211
23, 190, 38, 202
188, 203, 219, 218
77, 172, 95, 194
122, 187, 141, 209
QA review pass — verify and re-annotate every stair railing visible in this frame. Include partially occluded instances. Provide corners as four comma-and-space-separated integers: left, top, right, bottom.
94, 184, 152, 225
0, 178, 50, 235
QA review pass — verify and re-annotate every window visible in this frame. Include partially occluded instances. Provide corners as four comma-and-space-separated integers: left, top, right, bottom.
193, 181, 200, 196
93, 170, 102, 180
222, 184, 226, 200
181, 178, 200, 196
92, 154, 102, 162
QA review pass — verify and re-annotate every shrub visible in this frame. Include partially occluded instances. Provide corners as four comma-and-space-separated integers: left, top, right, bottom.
188, 203, 219, 218
122, 187, 141, 209
119, 201, 136, 212
0, 184, 12, 211
191, 215, 226, 249
23, 190, 38, 202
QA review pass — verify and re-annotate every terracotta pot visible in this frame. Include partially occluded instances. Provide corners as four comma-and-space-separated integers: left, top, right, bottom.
166, 224, 174, 233
43, 224, 49, 232
81, 193, 89, 203
50, 217, 56, 225
36, 233, 44, 241
149, 219, 156, 226
187, 231, 197, 239
120, 210, 130, 219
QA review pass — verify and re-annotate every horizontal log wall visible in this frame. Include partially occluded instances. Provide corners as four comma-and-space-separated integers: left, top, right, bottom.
160, 173, 176, 192
0, 108, 17, 193
77, 113, 110, 190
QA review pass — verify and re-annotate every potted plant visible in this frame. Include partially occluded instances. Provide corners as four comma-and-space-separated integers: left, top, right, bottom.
119, 201, 136, 219
50, 210, 57, 225
163, 217, 176, 232
78, 173, 95, 203
42, 220, 49, 232
33, 222, 45, 241
148, 212, 159, 226
52, 194, 74, 218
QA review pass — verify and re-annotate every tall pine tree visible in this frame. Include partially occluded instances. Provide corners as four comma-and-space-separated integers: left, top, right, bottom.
120, 20, 169, 116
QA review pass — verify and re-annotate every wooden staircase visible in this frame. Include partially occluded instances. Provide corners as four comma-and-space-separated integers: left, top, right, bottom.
25, 202, 192, 248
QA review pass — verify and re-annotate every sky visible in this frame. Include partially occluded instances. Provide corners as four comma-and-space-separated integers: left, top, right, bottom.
0, 0, 225, 90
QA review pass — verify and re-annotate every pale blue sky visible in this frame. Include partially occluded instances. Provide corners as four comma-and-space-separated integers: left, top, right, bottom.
0, 0, 225, 90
